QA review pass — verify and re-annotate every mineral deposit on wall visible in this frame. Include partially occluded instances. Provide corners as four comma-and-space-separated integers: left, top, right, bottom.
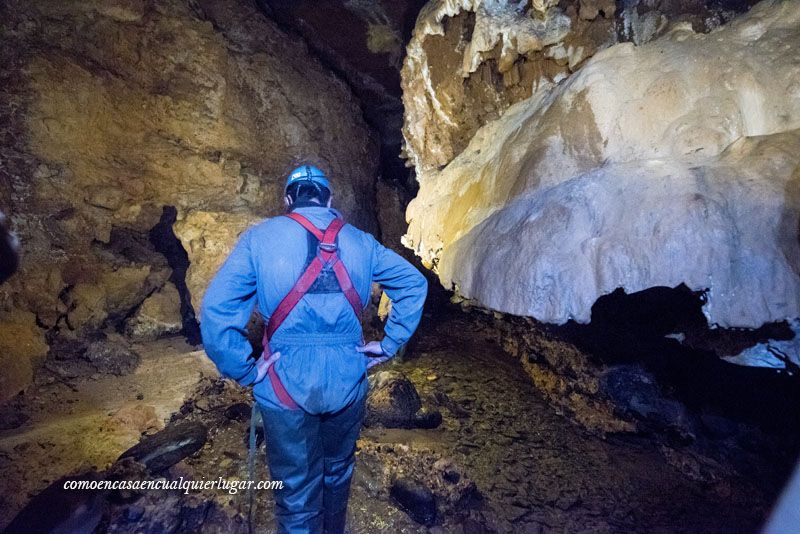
404, 0, 800, 329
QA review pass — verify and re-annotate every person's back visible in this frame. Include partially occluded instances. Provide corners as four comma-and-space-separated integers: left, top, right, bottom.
200, 165, 427, 533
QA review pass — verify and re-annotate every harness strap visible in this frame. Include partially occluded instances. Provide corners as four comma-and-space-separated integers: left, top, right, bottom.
285, 212, 323, 240
265, 256, 325, 341
267, 362, 299, 410
261, 213, 364, 410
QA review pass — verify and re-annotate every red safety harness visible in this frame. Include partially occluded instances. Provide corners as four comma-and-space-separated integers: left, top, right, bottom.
260, 212, 363, 409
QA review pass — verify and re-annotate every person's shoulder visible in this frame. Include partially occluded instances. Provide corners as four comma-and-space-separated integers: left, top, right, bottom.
241, 215, 296, 243
249, 214, 293, 232
340, 218, 378, 246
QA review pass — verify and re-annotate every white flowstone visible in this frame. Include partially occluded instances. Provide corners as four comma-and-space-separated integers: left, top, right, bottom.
402, 0, 572, 173
404, 0, 800, 329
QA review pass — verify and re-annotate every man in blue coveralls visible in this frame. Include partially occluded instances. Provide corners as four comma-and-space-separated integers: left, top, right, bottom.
200, 164, 428, 533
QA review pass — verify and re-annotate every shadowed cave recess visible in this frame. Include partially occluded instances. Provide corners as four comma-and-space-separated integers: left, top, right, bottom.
1, 0, 799, 532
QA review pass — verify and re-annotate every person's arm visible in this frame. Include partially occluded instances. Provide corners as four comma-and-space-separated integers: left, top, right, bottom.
363, 238, 428, 357
200, 228, 260, 386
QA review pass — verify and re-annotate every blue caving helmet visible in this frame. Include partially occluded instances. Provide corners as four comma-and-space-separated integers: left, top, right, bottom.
285, 165, 331, 194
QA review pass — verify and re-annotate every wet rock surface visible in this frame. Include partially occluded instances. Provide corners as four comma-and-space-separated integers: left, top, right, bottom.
2, 309, 795, 532
366, 369, 442, 429
390, 477, 438, 526
118, 420, 208, 474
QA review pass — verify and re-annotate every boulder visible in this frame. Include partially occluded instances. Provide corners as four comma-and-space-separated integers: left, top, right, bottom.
366, 370, 442, 428
118, 420, 208, 473
366, 370, 422, 428
390, 477, 437, 526
126, 283, 182, 340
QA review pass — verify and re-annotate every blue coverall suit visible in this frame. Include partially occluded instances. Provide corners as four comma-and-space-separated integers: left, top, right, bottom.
200, 205, 428, 533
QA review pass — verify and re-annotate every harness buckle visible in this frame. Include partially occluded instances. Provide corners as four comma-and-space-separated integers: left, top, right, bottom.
319, 242, 337, 253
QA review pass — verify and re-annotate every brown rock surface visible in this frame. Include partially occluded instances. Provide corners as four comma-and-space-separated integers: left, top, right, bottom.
400, 0, 748, 174
126, 282, 183, 340
0, 0, 380, 396
0, 309, 49, 403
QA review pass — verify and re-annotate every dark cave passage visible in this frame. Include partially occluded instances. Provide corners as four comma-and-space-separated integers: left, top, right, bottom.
148, 206, 201, 346
557, 285, 800, 435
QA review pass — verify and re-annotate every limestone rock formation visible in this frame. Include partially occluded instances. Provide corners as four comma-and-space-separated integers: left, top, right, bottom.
126, 283, 183, 340
404, 0, 800, 329
401, 0, 752, 174
0, 310, 49, 403
0, 0, 379, 399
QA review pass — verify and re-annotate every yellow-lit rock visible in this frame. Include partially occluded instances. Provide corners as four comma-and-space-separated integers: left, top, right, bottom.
404, 0, 800, 328
126, 282, 183, 340
173, 211, 258, 313
0, 0, 379, 393
0, 310, 48, 402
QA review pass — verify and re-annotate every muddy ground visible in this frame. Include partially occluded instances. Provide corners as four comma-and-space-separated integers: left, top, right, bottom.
0, 305, 796, 533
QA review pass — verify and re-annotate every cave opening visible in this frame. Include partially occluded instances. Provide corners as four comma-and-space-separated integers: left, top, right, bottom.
559, 285, 800, 434
148, 206, 201, 346
555, 284, 800, 438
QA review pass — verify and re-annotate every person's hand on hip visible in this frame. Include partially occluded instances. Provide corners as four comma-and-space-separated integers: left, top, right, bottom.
254, 351, 281, 384
357, 341, 391, 369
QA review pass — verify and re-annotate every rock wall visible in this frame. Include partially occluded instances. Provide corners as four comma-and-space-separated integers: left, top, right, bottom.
403, 0, 800, 329
0, 0, 380, 402
400, 0, 744, 175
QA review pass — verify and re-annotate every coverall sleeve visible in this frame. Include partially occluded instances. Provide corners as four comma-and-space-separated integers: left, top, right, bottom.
200, 228, 259, 386
370, 239, 428, 356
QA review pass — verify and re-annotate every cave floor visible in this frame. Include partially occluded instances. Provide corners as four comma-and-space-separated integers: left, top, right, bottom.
0, 337, 217, 529
347, 311, 775, 533
0, 309, 785, 533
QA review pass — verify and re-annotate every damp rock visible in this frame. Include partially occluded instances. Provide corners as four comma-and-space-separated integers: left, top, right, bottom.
601, 365, 693, 438
390, 477, 437, 526
3, 471, 107, 534
118, 420, 208, 473
125, 283, 183, 340
366, 370, 423, 428
413, 404, 443, 429
224, 402, 252, 422
84, 337, 141, 376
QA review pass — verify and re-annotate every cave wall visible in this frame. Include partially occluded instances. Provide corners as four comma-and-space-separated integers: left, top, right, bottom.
400, 0, 746, 175
0, 0, 380, 402
402, 0, 800, 328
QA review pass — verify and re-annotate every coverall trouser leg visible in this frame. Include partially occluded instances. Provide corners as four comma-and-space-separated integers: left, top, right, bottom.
259, 380, 366, 534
